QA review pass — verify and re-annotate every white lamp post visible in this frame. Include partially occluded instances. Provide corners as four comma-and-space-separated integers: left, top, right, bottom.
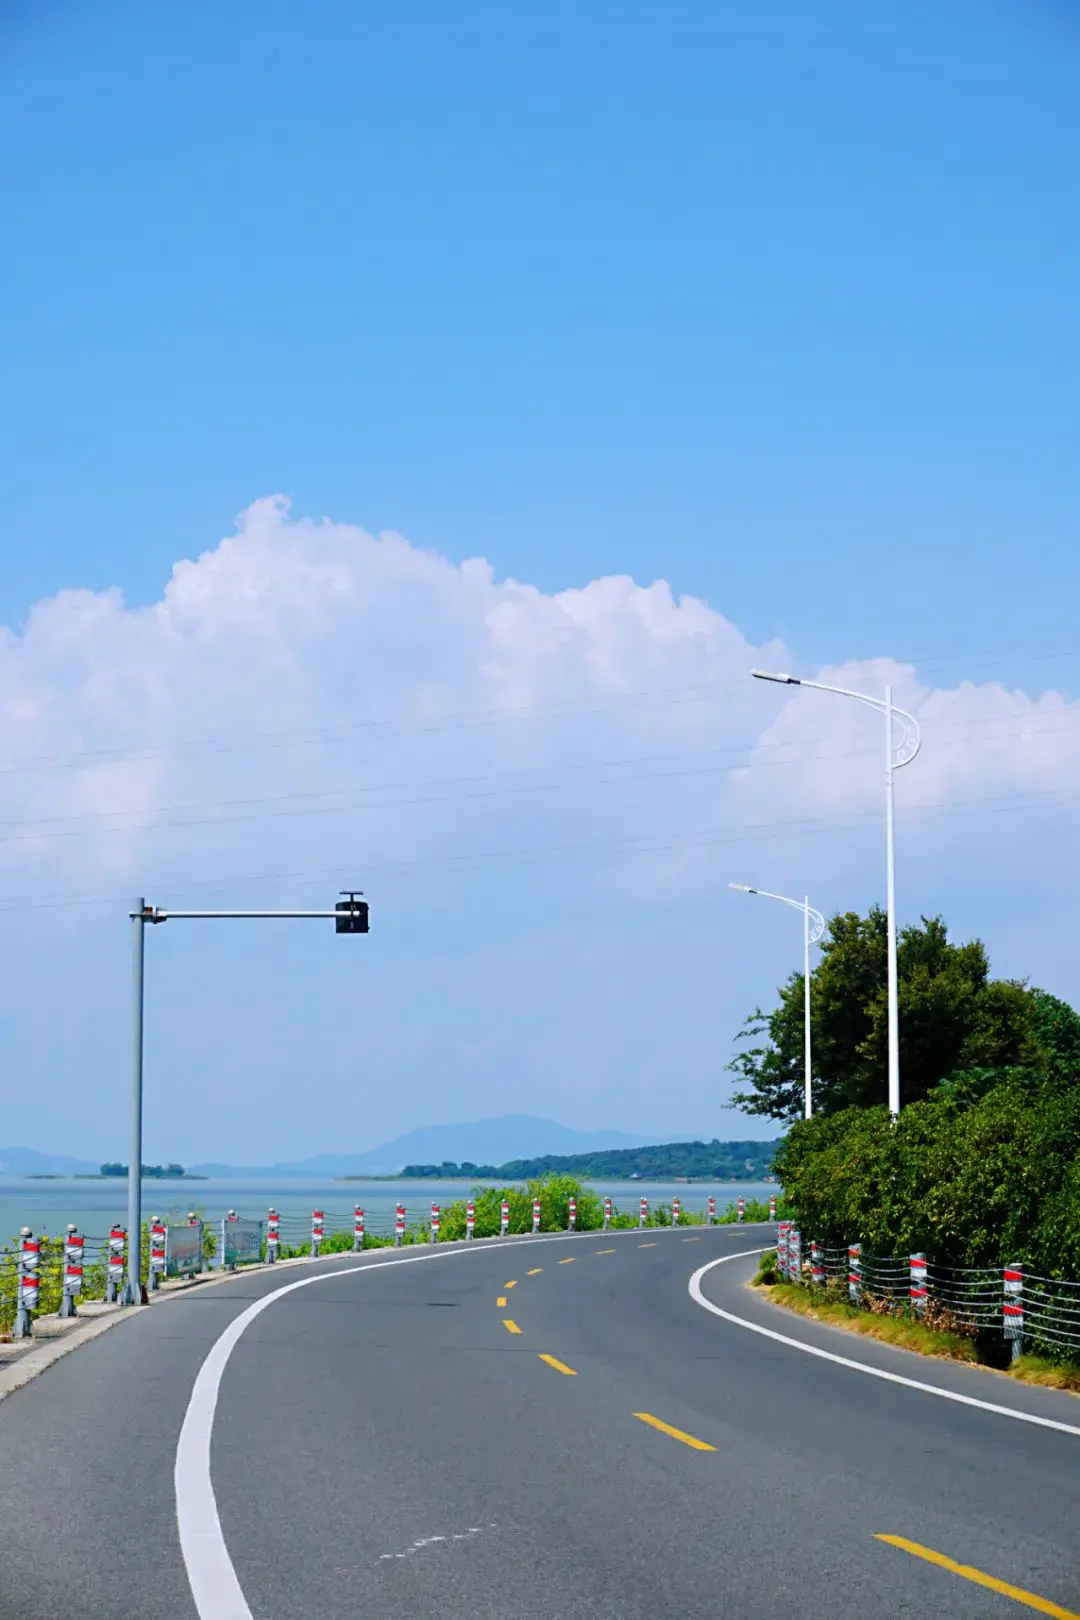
729, 884, 824, 1120
751, 670, 921, 1116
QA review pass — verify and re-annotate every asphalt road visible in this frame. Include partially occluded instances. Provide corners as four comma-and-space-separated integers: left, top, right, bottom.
1, 1225, 1079, 1619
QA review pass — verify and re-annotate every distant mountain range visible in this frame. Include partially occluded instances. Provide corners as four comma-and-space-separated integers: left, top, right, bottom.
190, 1116, 679, 1178
0, 1116, 689, 1180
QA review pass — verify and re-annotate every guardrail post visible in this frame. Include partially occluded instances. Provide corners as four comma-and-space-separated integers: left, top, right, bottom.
848, 1242, 862, 1305
311, 1210, 324, 1259
909, 1253, 927, 1316
639, 1197, 648, 1229
148, 1216, 166, 1291
706, 1196, 715, 1226
500, 1198, 509, 1237
395, 1204, 405, 1247
568, 1197, 577, 1233
465, 1201, 475, 1241
430, 1203, 440, 1243
769, 1196, 777, 1222
776, 1221, 788, 1277
603, 1197, 612, 1231
14, 1228, 38, 1338
353, 1207, 365, 1253
1004, 1262, 1024, 1361
106, 1225, 126, 1304
811, 1240, 824, 1288
532, 1197, 541, 1235
789, 1228, 801, 1281
60, 1225, 83, 1318
267, 1208, 280, 1263
672, 1198, 680, 1228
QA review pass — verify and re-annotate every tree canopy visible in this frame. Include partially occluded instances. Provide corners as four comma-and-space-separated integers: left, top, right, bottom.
729, 907, 1080, 1121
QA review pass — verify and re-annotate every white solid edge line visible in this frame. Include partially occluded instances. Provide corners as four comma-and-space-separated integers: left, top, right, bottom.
688, 1251, 1080, 1440
176, 1226, 697, 1620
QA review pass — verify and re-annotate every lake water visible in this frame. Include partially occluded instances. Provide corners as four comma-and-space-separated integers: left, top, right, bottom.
0, 1176, 777, 1243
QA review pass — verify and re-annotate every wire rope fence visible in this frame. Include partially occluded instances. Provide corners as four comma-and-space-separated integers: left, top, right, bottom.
1, 1191, 778, 1341
774, 1222, 1080, 1366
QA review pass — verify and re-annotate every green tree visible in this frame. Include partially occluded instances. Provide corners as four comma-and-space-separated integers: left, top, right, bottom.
730, 908, 1037, 1121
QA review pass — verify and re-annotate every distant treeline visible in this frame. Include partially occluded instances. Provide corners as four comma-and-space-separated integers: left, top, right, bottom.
401, 1139, 778, 1181
100, 1162, 187, 1179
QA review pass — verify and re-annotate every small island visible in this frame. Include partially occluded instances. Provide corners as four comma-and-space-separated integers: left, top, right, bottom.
73, 1163, 208, 1180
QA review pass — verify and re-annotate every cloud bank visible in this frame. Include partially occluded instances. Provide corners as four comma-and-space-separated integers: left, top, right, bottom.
1, 496, 1077, 916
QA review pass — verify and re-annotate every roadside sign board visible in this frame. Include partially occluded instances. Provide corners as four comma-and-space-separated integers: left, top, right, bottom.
221, 1216, 263, 1269
165, 1221, 203, 1279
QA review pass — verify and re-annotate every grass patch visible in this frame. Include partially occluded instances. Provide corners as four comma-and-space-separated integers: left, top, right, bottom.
1009, 1354, 1080, 1393
759, 1279, 978, 1362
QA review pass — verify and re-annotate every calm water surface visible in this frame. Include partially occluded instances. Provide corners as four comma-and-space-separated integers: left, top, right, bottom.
0, 1176, 776, 1241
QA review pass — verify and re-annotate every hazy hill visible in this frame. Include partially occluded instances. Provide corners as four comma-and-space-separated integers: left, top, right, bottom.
191, 1115, 668, 1178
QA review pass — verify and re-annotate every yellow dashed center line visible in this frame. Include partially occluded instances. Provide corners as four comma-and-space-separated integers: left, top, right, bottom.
633, 1412, 716, 1452
875, 1536, 1080, 1619
503, 1319, 522, 1335
526, 1268, 543, 1276
538, 1354, 578, 1376
595, 1248, 615, 1255
504, 1280, 517, 1289
557, 1257, 576, 1265
496, 1295, 507, 1308
638, 1242, 658, 1248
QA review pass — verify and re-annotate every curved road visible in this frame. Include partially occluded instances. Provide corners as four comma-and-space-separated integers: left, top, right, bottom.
2, 1226, 1079, 1619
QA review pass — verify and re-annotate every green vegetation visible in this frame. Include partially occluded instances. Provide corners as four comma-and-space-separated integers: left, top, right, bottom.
734, 906, 1080, 1371
400, 1139, 777, 1181
100, 1162, 189, 1179
730, 908, 1077, 1120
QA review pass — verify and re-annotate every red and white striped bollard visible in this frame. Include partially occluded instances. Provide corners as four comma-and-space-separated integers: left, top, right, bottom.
430, 1203, 441, 1242
603, 1197, 612, 1231
568, 1197, 577, 1232
1004, 1262, 1024, 1360
639, 1196, 648, 1229
532, 1197, 541, 1235
106, 1225, 126, 1303
61, 1225, 84, 1318
353, 1207, 365, 1253
768, 1195, 777, 1222
267, 1208, 280, 1263
395, 1204, 405, 1247
148, 1216, 167, 1291
311, 1210, 325, 1258
500, 1198, 510, 1237
847, 1242, 862, 1305
811, 1240, 824, 1288
707, 1196, 715, 1226
737, 1196, 745, 1223
672, 1197, 680, 1228
909, 1253, 927, 1315
15, 1227, 39, 1338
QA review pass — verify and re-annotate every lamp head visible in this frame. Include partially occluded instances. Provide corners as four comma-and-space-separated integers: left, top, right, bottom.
751, 668, 799, 685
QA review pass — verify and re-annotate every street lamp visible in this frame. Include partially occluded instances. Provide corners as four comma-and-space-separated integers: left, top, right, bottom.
122, 891, 369, 1307
729, 884, 824, 1120
751, 669, 921, 1116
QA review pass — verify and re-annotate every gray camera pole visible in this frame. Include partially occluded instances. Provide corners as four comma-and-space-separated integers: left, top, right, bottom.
123, 896, 367, 1308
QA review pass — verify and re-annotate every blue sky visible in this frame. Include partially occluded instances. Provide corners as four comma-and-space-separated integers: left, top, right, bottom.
1, 1, 1078, 1163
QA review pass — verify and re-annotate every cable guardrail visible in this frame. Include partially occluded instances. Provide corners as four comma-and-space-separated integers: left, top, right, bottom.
774, 1222, 1080, 1363
1, 1191, 775, 1341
